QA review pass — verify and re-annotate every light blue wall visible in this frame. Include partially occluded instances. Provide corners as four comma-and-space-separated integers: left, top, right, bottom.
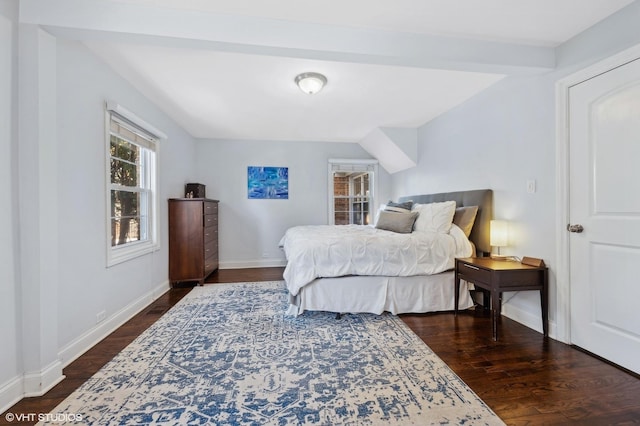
391, 1, 640, 332
0, 0, 20, 410
195, 139, 389, 267
1, 25, 201, 410
55, 38, 199, 351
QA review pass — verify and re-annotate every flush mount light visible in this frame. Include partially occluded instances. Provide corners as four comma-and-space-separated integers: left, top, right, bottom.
295, 72, 327, 95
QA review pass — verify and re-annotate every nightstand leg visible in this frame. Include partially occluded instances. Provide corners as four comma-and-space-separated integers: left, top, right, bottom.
491, 291, 501, 341
541, 269, 549, 337
482, 289, 490, 312
492, 311, 498, 341
454, 275, 460, 315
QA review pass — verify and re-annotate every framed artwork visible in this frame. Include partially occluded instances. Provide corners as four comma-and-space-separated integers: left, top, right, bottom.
247, 166, 289, 199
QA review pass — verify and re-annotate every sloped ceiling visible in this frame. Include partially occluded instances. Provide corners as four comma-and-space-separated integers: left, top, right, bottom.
360, 128, 418, 174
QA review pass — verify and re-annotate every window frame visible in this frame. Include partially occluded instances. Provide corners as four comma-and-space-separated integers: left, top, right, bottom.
327, 159, 378, 225
105, 102, 165, 267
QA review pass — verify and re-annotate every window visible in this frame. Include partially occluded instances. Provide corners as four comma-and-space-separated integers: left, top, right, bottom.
105, 103, 164, 266
328, 159, 378, 225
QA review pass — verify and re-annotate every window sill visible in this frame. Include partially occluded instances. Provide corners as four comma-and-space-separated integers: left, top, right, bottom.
107, 241, 159, 267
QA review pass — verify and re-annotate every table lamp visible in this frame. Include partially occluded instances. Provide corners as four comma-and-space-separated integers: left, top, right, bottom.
490, 220, 509, 259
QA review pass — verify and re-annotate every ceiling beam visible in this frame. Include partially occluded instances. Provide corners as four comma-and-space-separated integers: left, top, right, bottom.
20, 0, 555, 75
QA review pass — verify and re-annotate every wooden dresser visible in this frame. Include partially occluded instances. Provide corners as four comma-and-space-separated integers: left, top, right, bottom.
168, 198, 219, 286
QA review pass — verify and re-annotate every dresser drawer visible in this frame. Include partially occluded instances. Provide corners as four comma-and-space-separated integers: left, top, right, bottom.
204, 227, 217, 243
204, 214, 217, 228
204, 255, 218, 275
204, 202, 218, 215
204, 240, 217, 258
457, 261, 491, 284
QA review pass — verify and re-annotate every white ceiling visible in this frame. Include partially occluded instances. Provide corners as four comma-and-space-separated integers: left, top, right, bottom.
28, 0, 635, 142
86, 43, 505, 142
109, 0, 634, 46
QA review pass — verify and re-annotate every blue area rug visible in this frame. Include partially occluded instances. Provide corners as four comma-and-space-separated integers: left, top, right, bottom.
44, 281, 504, 425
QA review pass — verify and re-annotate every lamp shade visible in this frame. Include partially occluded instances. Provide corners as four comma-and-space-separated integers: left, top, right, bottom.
295, 72, 327, 94
490, 220, 508, 247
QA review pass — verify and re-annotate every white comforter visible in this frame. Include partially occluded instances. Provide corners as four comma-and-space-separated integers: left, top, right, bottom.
279, 224, 472, 296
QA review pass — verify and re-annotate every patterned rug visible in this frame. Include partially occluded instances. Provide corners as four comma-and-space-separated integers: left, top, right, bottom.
44, 281, 504, 425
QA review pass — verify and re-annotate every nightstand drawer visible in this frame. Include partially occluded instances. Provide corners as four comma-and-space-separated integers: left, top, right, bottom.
495, 270, 542, 288
457, 262, 491, 283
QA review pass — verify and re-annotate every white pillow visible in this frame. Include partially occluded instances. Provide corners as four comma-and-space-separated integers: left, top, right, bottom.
412, 201, 456, 233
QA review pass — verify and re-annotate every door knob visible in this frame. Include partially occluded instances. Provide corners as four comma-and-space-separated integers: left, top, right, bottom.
567, 224, 584, 233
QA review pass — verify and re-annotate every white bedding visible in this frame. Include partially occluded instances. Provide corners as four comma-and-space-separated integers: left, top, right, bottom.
279, 223, 473, 296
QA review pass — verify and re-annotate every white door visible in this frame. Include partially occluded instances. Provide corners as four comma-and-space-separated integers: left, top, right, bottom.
569, 57, 640, 374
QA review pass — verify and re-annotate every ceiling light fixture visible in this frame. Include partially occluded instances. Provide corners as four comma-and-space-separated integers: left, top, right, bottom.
295, 72, 327, 95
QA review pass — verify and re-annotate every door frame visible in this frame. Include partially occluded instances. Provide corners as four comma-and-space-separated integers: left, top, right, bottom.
555, 43, 640, 344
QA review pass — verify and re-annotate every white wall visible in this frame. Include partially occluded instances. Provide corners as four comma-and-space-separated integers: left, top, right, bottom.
54, 38, 199, 357
391, 1, 640, 337
0, 0, 21, 411
0, 23, 200, 410
195, 139, 388, 268
392, 73, 558, 331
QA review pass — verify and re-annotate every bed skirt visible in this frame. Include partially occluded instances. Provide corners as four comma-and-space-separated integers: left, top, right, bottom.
286, 271, 474, 316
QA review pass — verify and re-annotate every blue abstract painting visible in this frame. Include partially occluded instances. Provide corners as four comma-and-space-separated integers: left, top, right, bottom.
248, 166, 289, 199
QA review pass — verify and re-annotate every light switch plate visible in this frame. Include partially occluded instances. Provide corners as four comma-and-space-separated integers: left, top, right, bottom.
526, 179, 536, 193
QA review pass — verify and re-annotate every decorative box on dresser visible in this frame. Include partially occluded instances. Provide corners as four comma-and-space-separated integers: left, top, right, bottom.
168, 198, 219, 286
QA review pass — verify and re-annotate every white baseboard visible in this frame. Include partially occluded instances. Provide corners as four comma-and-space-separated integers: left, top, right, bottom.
220, 259, 287, 269
23, 360, 65, 397
0, 376, 24, 415
501, 303, 557, 340
1, 280, 170, 414
151, 280, 170, 300
58, 280, 170, 368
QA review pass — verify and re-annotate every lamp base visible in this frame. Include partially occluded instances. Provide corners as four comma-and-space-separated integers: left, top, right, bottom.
490, 254, 511, 261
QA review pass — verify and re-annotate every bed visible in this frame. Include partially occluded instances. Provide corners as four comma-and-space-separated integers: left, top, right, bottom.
279, 189, 493, 316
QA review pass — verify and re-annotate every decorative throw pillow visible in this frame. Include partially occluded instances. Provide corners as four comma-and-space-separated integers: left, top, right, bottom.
373, 204, 386, 226
375, 210, 419, 234
412, 201, 456, 233
385, 200, 413, 213
453, 206, 479, 237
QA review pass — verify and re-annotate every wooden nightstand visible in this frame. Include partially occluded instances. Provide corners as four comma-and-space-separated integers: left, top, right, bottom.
454, 257, 548, 341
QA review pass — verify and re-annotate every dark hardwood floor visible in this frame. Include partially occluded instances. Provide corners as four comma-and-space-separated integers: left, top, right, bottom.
3, 267, 639, 425
401, 312, 640, 425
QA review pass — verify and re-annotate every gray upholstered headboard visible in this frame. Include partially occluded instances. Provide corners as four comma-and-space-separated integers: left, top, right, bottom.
399, 189, 493, 255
